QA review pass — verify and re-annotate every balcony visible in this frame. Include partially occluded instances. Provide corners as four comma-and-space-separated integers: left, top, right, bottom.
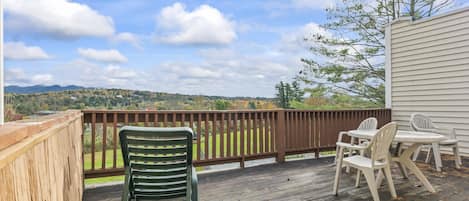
84, 155, 468, 201
0, 109, 467, 201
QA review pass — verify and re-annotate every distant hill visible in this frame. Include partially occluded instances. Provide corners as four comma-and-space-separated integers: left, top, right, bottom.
5, 85, 86, 94
4, 87, 276, 116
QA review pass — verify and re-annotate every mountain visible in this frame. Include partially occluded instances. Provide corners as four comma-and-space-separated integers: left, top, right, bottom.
5, 85, 86, 94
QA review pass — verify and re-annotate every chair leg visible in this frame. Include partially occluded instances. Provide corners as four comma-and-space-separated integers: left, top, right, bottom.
412, 146, 421, 161
432, 143, 442, 172
363, 169, 380, 201
355, 170, 361, 187
355, 149, 365, 187
453, 145, 462, 169
383, 165, 397, 199
334, 146, 339, 164
425, 147, 432, 164
122, 168, 131, 201
333, 147, 344, 195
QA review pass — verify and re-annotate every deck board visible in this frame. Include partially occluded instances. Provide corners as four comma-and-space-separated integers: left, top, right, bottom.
84, 155, 469, 201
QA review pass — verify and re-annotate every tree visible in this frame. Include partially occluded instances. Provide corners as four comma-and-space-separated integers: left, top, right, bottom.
214, 99, 231, 110
248, 101, 257, 109
275, 81, 304, 108
298, 0, 453, 105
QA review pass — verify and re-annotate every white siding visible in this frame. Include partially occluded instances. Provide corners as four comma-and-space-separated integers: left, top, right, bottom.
389, 7, 469, 155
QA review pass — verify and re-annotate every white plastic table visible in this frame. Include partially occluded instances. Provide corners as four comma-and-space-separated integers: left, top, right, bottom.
348, 130, 446, 193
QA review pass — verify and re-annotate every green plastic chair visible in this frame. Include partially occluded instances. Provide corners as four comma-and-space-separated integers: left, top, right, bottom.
119, 126, 198, 201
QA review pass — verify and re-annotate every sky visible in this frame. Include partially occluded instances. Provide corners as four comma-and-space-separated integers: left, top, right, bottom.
3, 0, 469, 98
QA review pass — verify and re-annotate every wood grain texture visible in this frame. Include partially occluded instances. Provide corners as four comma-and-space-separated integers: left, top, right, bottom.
84, 155, 469, 201
0, 110, 83, 201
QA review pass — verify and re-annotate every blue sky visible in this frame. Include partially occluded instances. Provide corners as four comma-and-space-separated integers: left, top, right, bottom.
3, 0, 469, 97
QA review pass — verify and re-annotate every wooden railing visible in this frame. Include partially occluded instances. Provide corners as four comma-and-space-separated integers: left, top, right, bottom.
0, 110, 83, 201
82, 109, 391, 178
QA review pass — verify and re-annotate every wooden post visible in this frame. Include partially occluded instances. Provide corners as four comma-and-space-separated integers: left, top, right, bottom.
276, 110, 286, 163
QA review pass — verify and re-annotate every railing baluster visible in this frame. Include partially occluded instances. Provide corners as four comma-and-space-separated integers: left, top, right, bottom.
240, 112, 245, 158
212, 113, 217, 159
113, 112, 117, 168
144, 113, 149, 127
181, 113, 185, 127
220, 113, 225, 158
189, 113, 194, 131
163, 113, 168, 127
154, 112, 158, 127
234, 113, 238, 156
134, 113, 139, 126
227, 113, 231, 157
204, 113, 209, 160
247, 112, 251, 155
259, 112, 264, 153
91, 112, 96, 170
270, 112, 276, 152
102, 113, 107, 169
253, 112, 258, 154
265, 112, 270, 152
197, 113, 202, 161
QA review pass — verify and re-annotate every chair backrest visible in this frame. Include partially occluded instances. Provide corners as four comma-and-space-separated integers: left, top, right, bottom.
357, 117, 378, 130
369, 122, 397, 166
119, 126, 194, 200
410, 113, 435, 131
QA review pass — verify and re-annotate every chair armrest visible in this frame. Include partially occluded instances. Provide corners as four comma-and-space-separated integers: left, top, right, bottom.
436, 127, 457, 139
191, 167, 198, 201
415, 127, 439, 133
336, 142, 368, 150
337, 131, 349, 142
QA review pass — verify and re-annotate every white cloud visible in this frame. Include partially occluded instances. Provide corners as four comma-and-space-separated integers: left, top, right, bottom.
105, 65, 138, 79
162, 62, 222, 80
78, 48, 128, 63
55, 59, 148, 90
155, 3, 236, 45
5, 68, 28, 84
4, 0, 115, 38
31, 74, 54, 84
291, 0, 336, 10
5, 68, 53, 85
4, 42, 51, 60
112, 32, 142, 49
278, 22, 331, 54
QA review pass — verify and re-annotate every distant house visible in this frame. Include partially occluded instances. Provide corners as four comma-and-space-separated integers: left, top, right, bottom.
385, 7, 469, 155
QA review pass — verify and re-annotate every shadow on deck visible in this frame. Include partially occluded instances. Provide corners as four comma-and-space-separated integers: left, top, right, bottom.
84, 155, 469, 201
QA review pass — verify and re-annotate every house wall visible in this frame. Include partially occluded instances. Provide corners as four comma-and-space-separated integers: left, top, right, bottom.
0, 111, 83, 201
387, 7, 469, 155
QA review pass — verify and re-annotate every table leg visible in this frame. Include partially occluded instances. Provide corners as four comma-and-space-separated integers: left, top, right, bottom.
396, 144, 436, 193
432, 143, 442, 172
392, 143, 409, 179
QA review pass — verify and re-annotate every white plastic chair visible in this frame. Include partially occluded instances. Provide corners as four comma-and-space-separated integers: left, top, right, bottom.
335, 117, 378, 165
333, 122, 398, 201
410, 113, 462, 171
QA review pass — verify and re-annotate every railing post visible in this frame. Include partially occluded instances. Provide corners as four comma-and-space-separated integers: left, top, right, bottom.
276, 109, 286, 163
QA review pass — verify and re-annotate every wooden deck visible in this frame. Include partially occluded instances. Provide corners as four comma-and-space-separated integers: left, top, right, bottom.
84, 155, 469, 201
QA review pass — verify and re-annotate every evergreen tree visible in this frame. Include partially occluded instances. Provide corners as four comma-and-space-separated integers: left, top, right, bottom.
298, 0, 453, 105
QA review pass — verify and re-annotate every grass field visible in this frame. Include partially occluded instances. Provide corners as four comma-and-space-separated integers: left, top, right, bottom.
83, 131, 332, 185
